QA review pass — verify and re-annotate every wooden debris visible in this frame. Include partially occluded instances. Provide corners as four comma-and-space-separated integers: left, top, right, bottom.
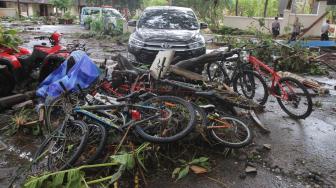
277, 71, 329, 94
249, 110, 270, 133
245, 166, 257, 174
0, 140, 7, 151
170, 65, 206, 81
263, 144, 271, 150
12, 100, 33, 110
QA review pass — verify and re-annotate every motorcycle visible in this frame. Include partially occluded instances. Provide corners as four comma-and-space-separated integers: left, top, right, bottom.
0, 32, 83, 96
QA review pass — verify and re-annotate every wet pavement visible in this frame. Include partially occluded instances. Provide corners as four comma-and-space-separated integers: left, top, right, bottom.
1, 24, 336, 187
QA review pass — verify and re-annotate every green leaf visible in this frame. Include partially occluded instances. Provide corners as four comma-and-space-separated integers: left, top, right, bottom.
66, 169, 83, 188
4, 29, 17, 35
24, 174, 49, 188
172, 167, 181, 179
178, 159, 187, 164
109, 165, 126, 184
111, 153, 135, 170
177, 166, 189, 181
52, 172, 65, 187
189, 157, 208, 165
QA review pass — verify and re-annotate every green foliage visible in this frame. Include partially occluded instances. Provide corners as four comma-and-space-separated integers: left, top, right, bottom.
0, 25, 22, 51
50, 0, 71, 12
62, 11, 76, 20
213, 26, 254, 35
172, 156, 210, 181
24, 143, 150, 188
141, 0, 168, 7
216, 27, 326, 76
90, 16, 104, 34
7, 108, 35, 135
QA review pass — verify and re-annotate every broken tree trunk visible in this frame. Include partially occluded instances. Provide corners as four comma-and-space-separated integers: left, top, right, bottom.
169, 65, 234, 92
170, 65, 206, 81
297, 11, 329, 39
277, 71, 329, 94
174, 51, 223, 71
0, 91, 35, 110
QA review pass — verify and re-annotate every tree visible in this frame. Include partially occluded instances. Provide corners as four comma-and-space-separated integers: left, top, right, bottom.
263, 0, 268, 17
51, 0, 71, 15
235, 0, 238, 16
17, 0, 21, 18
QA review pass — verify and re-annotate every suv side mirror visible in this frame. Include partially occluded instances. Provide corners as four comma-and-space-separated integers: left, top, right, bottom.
128, 20, 137, 27
200, 22, 208, 29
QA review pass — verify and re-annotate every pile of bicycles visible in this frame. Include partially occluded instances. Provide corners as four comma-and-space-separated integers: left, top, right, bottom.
32, 44, 313, 173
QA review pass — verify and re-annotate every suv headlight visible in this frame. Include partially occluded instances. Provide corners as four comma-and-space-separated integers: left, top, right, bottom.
189, 37, 205, 49
129, 35, 144, 47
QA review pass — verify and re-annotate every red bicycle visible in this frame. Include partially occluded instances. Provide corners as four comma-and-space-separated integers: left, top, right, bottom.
237, 45, 313, 119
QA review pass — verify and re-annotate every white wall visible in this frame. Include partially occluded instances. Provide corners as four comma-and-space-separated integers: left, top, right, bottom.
0, 8, 16, 17
222, 1, 329, 37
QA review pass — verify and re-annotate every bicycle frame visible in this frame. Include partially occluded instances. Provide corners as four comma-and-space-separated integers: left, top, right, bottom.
247, 55, 292, 100
73, 104, 161, 132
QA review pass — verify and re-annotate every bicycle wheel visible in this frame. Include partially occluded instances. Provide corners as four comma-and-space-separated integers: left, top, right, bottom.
135, 96, 196, 143
32, 120, 88, 172
207, 113, 252, 148
76, 123, 107, 165
45, 93, 84, 134
275, 77, 313, 119
206, 62, 228, 84
233, 70, 269, 105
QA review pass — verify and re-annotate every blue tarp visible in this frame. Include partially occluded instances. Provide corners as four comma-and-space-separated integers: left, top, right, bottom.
290, 40, 336, 48
36, 50, 100, 100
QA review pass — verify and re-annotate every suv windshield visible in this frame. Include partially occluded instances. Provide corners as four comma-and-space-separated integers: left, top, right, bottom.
138, 9, 199, 30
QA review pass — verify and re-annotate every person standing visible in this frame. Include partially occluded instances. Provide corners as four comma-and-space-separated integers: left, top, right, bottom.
272, 17, 280, 38
321, 20, 330, 41
290, 17, 301, 41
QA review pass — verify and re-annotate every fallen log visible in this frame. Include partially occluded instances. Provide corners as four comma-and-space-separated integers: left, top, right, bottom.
277, 71, 329, 94
0, 91, 35, 110
175, 51, 224, 70
169, 65, 206, 81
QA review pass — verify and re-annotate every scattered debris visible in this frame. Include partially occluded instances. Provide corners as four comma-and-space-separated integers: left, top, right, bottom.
263, 144, 272, 150
0, 91, 35, 110
278, 71, 329, 94
0, 140, 7, 151
12, 100, 33, 111
245, 166, 257, 174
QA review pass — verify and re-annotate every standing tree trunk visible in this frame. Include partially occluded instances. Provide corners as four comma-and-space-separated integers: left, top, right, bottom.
17, 0, 21, 18
235, 0, 238, 16
287, 0, 293, 10
263, 0, 268, 17
78, 0, 81, 20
